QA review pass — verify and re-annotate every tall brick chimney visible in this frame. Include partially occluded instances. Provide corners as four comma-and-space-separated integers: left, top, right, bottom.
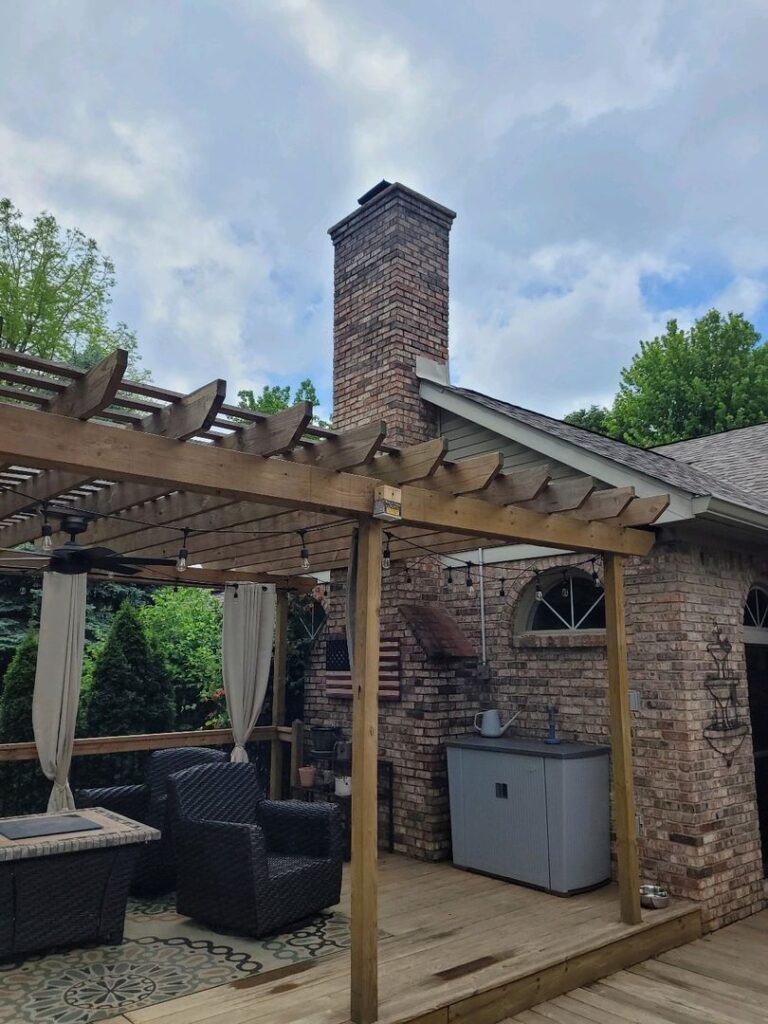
328, 181, 456, 447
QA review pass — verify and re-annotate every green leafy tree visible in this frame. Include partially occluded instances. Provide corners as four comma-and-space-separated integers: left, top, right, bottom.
564, 311, 768, 446
0, 631, 38, 742
0, 198, 147, 379
238, 378, 330, 427
610, 312, 768, 446
85, 601, 174, 736
141, 587, 222, 730
563, 404, 611, 436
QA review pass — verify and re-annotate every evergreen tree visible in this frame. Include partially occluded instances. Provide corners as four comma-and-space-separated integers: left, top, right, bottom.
85, 601, 174, 736
0, 631, 38, 742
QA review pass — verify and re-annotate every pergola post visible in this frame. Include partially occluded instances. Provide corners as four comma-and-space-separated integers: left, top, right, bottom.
269, 589, 289, 799
350, 517, 383, 1024
603, 552, 643, 925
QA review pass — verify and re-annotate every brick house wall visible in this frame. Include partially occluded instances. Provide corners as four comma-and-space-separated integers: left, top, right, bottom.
303, 181, 767, 927
439, 535, 767, 929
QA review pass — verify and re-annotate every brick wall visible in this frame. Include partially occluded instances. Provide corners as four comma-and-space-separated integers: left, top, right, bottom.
329, 182, 455, 447
438, 536, 767, 929
308, 184, 481, 859
306, 560, 487, 859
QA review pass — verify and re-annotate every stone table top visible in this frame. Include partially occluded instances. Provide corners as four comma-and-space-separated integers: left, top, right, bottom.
0, 807, 160, 863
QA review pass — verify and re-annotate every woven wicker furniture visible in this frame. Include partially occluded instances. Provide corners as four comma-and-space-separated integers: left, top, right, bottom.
0, 807, 159, 959
169, 762, 343, 937
75, 746, 227, 895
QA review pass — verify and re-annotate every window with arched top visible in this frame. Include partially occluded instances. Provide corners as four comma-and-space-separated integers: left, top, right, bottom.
525, 570, 606, 632
744, 585, 768, 644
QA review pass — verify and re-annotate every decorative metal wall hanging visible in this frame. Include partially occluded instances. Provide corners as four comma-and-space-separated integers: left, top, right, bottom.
703, 623, 748, 766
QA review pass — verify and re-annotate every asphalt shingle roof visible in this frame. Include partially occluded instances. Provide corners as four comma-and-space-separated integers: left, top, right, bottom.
654, 423, 768, 498
436, 383, 768, 516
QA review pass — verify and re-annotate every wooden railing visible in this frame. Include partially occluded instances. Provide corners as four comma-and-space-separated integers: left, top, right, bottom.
0, 721, 305, 818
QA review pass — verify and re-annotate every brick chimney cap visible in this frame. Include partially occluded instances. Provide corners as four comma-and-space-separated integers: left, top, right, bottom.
358, 180, 392, 205
329, 182, 456, 237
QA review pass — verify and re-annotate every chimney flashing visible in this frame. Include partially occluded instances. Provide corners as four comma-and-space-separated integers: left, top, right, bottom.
328, 181, 456, 239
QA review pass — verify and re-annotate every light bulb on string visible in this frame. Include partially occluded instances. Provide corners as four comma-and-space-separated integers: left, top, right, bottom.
299, 531, 310, 570
560, 571, 569, 599
534, 573, 543, 601
232, 583, 239, 600
591, 558, 602, 589
41, 522, 53, 552
176, 528, 190, 572
445, 566, 454, 587
383, 533, 392, 571
466, 562, 475, 598
499, 577, 506, 599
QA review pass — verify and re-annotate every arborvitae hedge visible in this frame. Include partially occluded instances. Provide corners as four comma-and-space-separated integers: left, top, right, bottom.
0, 630, 38, 742
85, 601, 174, 736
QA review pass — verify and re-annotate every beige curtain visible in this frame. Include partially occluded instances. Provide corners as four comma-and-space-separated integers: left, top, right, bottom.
222, 583, 277, 762
33, 572, 87, 812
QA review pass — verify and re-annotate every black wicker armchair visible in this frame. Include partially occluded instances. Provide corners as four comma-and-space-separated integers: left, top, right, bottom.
168, 762, 343, 937
74, 746, 227, 896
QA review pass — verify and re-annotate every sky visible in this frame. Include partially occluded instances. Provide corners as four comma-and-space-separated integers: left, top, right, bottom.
2, 0, 768, 419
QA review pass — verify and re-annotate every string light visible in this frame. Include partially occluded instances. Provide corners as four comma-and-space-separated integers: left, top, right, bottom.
383, 532, 392, 571
466, 562, 475, 597
232, 583, 239, 600
560, 571, 570, 599
41, 505, 53, 552
299, 532, 310, 570
499, 577, 506, 599
591, 558, 602, 589
534, 573, 543, 602
445, 566, 454, 587
176, 528, 190, 572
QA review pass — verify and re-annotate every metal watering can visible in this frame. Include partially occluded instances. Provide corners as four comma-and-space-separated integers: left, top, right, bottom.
473, 708, 521, 738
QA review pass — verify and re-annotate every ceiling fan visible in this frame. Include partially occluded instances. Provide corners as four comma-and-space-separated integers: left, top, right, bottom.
40, 509, 180, 577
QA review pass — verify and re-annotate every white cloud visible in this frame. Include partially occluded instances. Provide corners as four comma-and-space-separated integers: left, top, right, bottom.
2, 0, 768, 418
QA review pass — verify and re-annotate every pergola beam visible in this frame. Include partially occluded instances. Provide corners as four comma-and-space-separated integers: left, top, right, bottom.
0, 376, 227, 533
0, 404, 657, 557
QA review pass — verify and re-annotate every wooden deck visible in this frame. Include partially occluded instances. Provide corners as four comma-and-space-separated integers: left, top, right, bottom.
122, 854, 701, 1024
505, 908, 768, 1023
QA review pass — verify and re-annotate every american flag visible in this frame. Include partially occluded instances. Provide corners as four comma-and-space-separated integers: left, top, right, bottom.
325, 633, 401, 701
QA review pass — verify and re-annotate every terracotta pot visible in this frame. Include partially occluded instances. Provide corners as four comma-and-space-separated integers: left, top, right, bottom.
298, 766, 316, 787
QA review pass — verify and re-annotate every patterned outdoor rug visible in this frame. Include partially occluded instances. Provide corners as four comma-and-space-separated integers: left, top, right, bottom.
0, 895, 351, 1024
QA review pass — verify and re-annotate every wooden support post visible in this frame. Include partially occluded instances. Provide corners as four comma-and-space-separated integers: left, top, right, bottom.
350, 518, 383, 1024
269, 590, 289, 799
289, 719, 304, 789
603, 553, 643, 925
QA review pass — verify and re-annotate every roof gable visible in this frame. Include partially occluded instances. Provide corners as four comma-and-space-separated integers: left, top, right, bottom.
419, 378, 768, 519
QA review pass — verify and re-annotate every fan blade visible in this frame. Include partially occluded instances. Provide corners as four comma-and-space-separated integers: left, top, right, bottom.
110, 556, 178, 567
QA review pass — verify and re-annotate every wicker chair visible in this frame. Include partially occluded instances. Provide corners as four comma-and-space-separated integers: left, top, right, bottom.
168, 762, 343, 937
74, 746, 227, 896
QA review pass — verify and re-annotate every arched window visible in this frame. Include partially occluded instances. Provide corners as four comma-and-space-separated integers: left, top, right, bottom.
744, 585, 768, 643
527, 570, 605, 632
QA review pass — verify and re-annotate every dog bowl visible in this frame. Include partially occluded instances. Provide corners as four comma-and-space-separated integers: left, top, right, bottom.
639, 884, 670, 910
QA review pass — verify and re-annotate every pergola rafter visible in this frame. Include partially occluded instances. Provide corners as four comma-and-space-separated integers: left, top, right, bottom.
0, 346, 670, 1024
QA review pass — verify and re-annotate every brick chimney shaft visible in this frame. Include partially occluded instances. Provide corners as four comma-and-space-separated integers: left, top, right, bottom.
328, 182, 455, 447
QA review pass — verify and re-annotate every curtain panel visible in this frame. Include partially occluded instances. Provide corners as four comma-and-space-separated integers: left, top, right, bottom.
222, 583, 277, 762
32, 572, 87, 812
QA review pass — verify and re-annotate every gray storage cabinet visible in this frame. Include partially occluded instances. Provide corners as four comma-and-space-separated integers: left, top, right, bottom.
446, 735, 610, 895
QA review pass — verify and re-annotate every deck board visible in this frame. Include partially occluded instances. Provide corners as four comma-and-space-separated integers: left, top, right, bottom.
124, 854, 701, 1024
504, 909, 768, 1024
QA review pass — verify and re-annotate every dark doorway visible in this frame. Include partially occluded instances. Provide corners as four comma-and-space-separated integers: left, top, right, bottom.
746, 643, 768, 875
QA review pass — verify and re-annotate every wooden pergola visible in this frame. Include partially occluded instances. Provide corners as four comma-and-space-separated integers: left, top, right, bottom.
0, 347, 670, 1024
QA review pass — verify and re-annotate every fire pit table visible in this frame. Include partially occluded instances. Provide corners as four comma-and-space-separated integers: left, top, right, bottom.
0, 807, 159, 959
